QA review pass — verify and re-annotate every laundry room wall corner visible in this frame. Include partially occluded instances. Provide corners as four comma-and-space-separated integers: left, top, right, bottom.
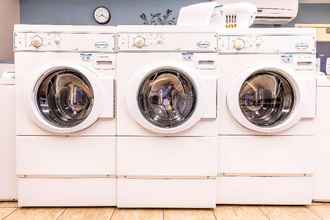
0, 0, 20, 62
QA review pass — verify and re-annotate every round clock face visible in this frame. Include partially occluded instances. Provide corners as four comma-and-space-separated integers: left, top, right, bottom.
94, 6, 111, 24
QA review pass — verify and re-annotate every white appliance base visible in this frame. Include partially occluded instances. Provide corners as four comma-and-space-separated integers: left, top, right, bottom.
216, 176, 313, 205
218, 135, 314, 175
313, 168, 330, 202
313, 86, 330, 202
117, 136, 217, 177
117, 178, 216, 208
17, 178, 116, 207
0, 78, 16, 201
16, 136, 116, 176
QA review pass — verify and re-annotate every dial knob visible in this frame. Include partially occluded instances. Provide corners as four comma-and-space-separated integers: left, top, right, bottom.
31, 36, 43, 48
233, 38, 245, 50
133, 36, 146, 48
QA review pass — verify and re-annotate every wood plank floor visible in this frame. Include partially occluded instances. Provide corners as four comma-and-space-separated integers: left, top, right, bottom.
1, 202, 330, 220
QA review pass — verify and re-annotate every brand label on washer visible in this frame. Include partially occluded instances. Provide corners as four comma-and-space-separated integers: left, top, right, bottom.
95, 41, 109, 49
295, 42, 309, 51
80, 53, 93, 62
280, 54, 293, 64
196, 41, 210, 49
182, 52, 194, 61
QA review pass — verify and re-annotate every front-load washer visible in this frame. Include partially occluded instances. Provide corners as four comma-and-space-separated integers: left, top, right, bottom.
0, 65, 16, 201
314, 74, 330, 202
216, 28, 317, 204
116, 25, 218, 208
14, 25, 117, 207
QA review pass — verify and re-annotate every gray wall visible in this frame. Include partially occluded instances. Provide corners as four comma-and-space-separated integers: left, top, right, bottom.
293, 4, 330, 24
20, 0, 330, 26
20, 0, 201, 25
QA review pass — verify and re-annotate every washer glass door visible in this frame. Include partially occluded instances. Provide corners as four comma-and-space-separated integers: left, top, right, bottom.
138, 69, 197, 128
35, 68, 94, 128
239, 70, 295, 127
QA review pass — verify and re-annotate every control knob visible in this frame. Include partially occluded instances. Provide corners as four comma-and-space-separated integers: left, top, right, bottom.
233, 38, 245, 50
31, 36, 43, 48
133, 36, 146, 48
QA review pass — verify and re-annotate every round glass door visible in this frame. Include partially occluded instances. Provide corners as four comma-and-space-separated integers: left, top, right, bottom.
137, 69, 196, 128
35, 68, 94, 128
239, 70, 295, 127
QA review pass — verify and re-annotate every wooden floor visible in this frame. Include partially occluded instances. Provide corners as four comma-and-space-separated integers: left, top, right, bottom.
1, 202, 330, 220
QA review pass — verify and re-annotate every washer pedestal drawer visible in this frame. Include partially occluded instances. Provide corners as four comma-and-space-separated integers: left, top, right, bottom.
216, 176, 313, 205
16, 136, 116, 176
117, 136, 217, 177
218, 135, 314, 175
17, 178, 116, 207
117, 178, 216, 208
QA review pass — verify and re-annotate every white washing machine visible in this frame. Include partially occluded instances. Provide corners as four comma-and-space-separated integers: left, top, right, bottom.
14, 25, 117, 207
216, 28, 317, 204
0, 65, 16, 201
314, 74, 330, 202
116, 25, 218, 208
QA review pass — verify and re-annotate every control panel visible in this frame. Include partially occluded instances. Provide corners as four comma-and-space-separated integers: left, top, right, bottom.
14, 32, 115, 52
118, 32, 217, 52
219, 35, 316, 54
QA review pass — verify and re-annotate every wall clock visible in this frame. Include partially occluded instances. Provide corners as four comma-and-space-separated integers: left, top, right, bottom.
93, 6, 111, 24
